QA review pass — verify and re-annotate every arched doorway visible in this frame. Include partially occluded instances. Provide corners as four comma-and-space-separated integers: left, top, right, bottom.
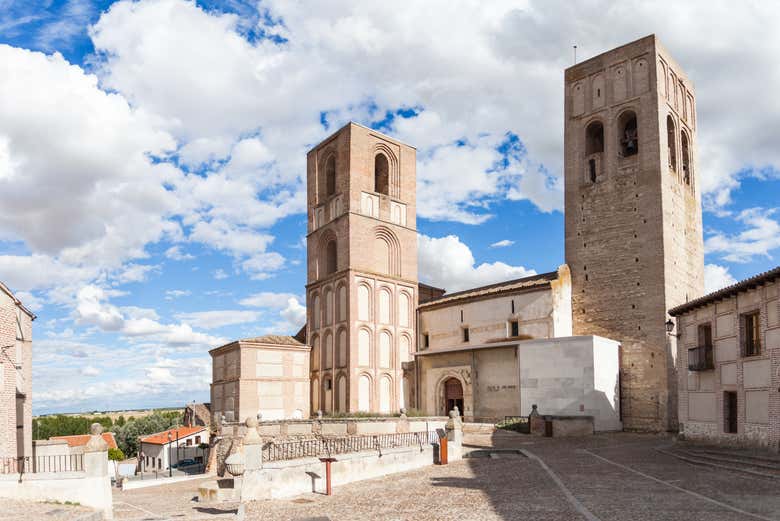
443, 377, 464, 416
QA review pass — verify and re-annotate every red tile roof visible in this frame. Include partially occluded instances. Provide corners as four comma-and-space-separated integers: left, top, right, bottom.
140, 426, 206, 445
51, 432, 117, 449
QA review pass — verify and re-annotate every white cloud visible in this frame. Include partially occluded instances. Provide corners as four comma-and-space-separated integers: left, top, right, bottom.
116, 263, 158, 284
164, 245, 194, 261
164, 289, 191, 300
239, 291, 302, 308
704, 264, 738, 294
418, 234, 536, 292
35, 0, 94, 51
0, 44, 177, 263
490, 239, 514, 248
75, 285, 124, 331
80, 365, 100, 377
238, 292, 306, 334
279, 297, 306, 333
213, 269, 228, 280
34, 355, 211, 411
74, 283, 225, 347
14, 291, 43, 312
705, 208, 780, 263
175, 309, 262, 330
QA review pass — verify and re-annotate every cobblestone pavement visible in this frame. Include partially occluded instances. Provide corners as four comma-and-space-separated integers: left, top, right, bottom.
113, 477, 239, 520
107, 431, 780, 521
0, 498, 98, 520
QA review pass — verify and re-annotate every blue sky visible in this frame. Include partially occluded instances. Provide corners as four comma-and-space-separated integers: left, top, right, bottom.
1, 0, 779, 414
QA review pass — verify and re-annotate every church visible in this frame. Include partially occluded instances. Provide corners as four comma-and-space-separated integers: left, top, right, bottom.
210, 35, 704, 433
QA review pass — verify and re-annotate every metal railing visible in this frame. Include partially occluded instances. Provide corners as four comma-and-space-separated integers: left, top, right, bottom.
688, 345, 714, 371
0, 454, 84, 475
263, 431, 438, 462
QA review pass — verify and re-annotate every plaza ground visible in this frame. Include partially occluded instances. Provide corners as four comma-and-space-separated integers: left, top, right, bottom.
4, 431, 779, 520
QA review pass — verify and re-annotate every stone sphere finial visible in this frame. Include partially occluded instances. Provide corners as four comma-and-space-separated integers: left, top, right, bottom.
245, 416, 259, 429
256, 412, 263, 422
449, 406, 460, 419
400, 407, 407, 415
90, 422, 103, 435
316, 410, 323, 420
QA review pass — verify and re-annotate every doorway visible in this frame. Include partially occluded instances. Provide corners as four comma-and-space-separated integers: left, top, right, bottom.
444, 378, 464, 417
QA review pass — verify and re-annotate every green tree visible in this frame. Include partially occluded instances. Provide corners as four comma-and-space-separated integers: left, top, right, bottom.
115, 415, 126, 427
33, 415, 113, 440
111, 411, 183, 457
108, 448, 125, 461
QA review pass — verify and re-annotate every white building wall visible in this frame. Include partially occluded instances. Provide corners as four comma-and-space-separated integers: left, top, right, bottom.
518, 336, 622, 432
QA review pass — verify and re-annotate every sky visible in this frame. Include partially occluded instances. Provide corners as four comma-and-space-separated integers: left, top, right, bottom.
1, 0, 779, 414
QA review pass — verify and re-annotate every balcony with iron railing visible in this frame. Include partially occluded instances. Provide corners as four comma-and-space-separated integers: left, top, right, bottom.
688, 345, 714, 371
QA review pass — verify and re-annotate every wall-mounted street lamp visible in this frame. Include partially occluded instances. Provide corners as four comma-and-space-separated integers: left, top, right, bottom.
665, 319, 680, 338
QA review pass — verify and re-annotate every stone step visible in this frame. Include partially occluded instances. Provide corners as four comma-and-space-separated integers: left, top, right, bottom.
657, 448, 780, 480
686, 448, 780, 467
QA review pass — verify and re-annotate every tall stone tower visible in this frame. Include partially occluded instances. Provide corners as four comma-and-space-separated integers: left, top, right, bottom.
306, 122, 418, 414
564, 36, 704, 431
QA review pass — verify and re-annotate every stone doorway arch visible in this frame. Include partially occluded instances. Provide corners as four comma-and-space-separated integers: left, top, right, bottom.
442, 377, 464, 418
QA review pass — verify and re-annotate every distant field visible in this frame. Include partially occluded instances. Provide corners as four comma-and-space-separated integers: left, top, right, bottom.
35, 407, 184, 421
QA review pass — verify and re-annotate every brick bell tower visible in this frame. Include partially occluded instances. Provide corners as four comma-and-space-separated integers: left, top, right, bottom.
306, 122, 418, 415
564, 36, 704, 431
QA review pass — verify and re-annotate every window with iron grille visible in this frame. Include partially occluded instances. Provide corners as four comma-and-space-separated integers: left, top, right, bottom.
688, 322, 714, 371
741, 311, 761, 357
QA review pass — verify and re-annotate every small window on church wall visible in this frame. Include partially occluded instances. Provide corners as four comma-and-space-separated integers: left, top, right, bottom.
681, 131, 691, 185
509, 320, 519, 337
588, 159, 597, 183
667, 116, 677, 172
374, 153, 389, 195
462, 327, 470, 343
585, 121, 604, 155
325, 155, 336, 196
325, 240, 337, 275
619, 111, 638, 157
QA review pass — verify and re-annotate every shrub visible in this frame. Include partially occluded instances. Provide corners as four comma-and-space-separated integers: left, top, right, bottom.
108, 448, 125, 461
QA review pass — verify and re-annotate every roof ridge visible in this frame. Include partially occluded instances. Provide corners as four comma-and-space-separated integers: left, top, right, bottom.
669, 265, 780, 316
419, 270, 558, 307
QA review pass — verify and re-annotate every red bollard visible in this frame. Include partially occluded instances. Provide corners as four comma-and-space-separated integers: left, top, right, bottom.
319, 457, 337, 495
440, 435, 448, 465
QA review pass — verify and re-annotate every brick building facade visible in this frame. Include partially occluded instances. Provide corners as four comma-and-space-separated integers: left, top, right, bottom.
0, 281, 35, 459
670, 267, 780, 451
564, 35, 704, 431
306, 123, 418, 414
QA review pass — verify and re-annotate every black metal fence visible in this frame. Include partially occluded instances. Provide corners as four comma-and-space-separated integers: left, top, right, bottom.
263, 431, 438, 462
0, 454, 84, 474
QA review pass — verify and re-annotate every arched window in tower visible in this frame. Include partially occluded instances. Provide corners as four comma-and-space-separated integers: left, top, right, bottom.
585, 121, 604, 155
618, 111, 638, 157
311, 335, 320, 370
681, 130, 691, 186
585, 121, 604, 183
325, 240, 337, 275
325, 154, 336, 196
666, 116, 677, 172
374, 153, 389, 195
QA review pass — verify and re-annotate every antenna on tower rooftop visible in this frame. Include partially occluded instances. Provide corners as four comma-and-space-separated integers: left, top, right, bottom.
573, 45, 578, 64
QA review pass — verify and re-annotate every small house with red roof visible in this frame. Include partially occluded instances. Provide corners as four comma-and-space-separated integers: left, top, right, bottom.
33, 432, 118, 464
139, 426, 207, 472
